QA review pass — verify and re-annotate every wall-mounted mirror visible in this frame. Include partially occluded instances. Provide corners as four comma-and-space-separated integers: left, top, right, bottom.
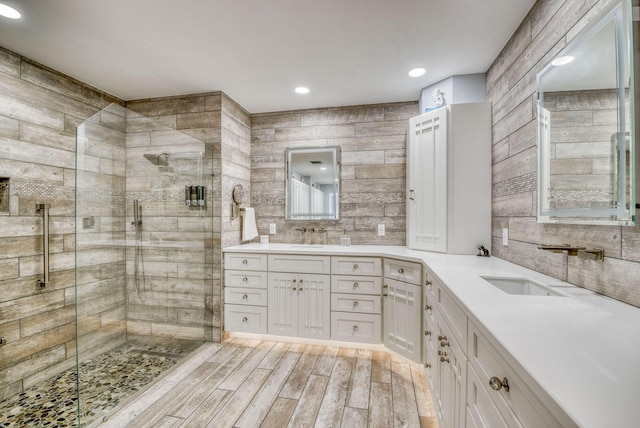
537, 0, 636, 225
286, 146, 340, 220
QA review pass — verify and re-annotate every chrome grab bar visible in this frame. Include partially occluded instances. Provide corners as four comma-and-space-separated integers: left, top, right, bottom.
35, 203, 50, 288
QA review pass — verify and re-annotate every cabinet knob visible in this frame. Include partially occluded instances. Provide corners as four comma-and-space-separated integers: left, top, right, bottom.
438, 335, 447, 341
293, 287, 297, 291
299, 279, 303, 283
353, 282, 359, 288
353, 325, 359, 332
398, 268, 404, 274
242, 277, 248, 282
424, 363, 431, 369
425, 330, 431, 336
489, 377, 510, 392
425, 280, 432, 286
440, 340, 450, 348
440, 356, 450, 363
242, 259, 248, 264
242, 317, 248, 322
353, 301, 359, 307
382, 293, 388, 297
300, 287, 303, 291
292, 279, 297, 283
242, 294, 248, 300
383, 285, 388, 289
425, 304, 432, 311
353, 264, 359, 270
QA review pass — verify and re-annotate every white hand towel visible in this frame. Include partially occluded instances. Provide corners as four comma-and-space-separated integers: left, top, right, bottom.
242, 207, 259, 242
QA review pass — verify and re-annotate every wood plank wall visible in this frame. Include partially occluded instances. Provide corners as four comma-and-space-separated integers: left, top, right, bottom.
250, 102, 418, 245
487, 0, 640, 307
0, 47, 122, 400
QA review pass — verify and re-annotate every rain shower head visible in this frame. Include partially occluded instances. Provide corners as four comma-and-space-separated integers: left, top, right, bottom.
143, 153, 169, 166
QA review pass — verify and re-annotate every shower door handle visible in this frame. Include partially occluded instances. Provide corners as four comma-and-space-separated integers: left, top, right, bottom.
36, 203, 50, 288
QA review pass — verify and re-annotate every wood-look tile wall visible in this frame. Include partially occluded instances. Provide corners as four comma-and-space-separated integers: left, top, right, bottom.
250, 102, 418, 245
488, 0, 640, 307
126, 93, 223, 342
0, 47, 121, 400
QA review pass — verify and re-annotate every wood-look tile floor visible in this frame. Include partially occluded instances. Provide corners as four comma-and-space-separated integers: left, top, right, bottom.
101, 338, 439, 428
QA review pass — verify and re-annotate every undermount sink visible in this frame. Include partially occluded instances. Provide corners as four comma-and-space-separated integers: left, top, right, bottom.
288, 245, 325, 248
480, 276, 567, 297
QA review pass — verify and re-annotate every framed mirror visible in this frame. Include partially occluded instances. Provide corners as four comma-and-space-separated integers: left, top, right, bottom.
286, 146, 340, 220
536, 0, 636, 225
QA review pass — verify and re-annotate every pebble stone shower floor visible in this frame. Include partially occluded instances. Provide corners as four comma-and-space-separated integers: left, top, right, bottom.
0, 338, 200, 427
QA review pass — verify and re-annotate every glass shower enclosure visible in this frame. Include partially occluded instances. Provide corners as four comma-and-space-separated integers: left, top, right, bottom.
75, 104, 211, 425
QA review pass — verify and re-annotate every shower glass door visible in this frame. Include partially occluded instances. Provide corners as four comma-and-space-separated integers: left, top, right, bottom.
75, 104, 210, 425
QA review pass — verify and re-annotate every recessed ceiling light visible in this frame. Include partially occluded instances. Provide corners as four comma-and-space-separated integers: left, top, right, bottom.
295, 86, 310, 94
0, 3, 20, 19
551, 55, 575, 66
408, 67, 426, 77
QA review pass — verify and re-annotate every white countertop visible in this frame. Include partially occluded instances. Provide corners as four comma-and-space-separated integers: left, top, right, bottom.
224, 244, 640, 427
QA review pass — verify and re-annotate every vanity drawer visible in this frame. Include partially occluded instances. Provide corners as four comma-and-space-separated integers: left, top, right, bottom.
331, 293, 381, 314
468, 324, 565, 428
331, 275, 382, 294
331, 256, 381, 276
224, 287, 268, 306
224, 253, 268, 271
224, 270, 268, 289
268, 254, 331, 274
383, 258, 422, 285
224, 304, 267, 334
330, 312, 381, 344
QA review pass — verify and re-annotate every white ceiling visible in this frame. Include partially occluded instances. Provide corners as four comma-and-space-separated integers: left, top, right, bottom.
0, 0, 536, 113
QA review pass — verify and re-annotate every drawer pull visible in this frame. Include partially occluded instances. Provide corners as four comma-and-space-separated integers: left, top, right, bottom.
398, 268, 404, 274
438, 335, 447, 341
425, 280, 432, 286
440, 356, 450, 363
242, 259, 248, 264
353, 264, 359, 270
242, 294, 248, 300
242, 277, 248, 282
425, 304, 431, 311
353, 282, 359, 288
242, 317, 248, 322
353, 301, 359, 307
489, 377, 510, 392
425, 330, 431, 336
353, 325, 359, 332
440, 340, 450, 348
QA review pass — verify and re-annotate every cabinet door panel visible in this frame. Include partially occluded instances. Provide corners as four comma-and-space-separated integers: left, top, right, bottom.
298, 274, 330, 339
407, 109, 448, 252
383, 278, 421, 362
268, 272, 297, 337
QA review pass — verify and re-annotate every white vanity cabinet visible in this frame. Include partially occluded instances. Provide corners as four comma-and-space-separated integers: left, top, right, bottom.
330, 256, 382, 344
223, 253, 269, 333
383, 258, 422, 362
268, 255, 331, 340
423, 267, 468, 428
407, 103, 491, 254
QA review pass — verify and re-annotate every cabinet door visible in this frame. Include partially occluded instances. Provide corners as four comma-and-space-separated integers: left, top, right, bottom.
383, 278, 422, 362
268, 272, 298, 337
298, 274, 330, 339
437, 318, 467, 428
407, 108, 448, 252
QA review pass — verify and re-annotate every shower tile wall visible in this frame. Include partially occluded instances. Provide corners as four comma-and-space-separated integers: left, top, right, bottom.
221, 93, 251, 249
488, 0, 640, 307
0, 48, 122, 400
126, 94, 223, 341
250, 102, 418, 245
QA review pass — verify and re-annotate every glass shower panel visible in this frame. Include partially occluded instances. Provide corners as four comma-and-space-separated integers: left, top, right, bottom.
75, 104, 208, 426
